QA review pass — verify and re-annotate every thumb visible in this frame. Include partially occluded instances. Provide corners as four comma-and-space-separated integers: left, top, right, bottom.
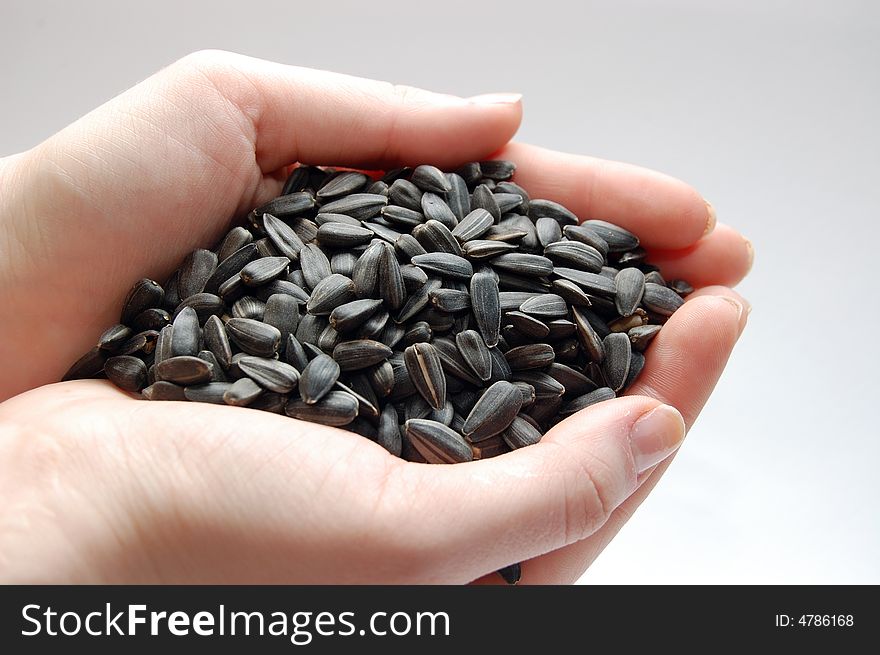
394, 396, 686, 582
170, 50, 523, 171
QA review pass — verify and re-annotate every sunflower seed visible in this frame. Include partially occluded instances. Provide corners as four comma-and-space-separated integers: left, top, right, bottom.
421, 192, 457, 228
572, 306, 606, 363
519, 293, 568, 319
511, 371, 565, 399
608, 309, 648, 333
231, 296, 266, 320
388, 178, 423, 211
497, 563, 522, 585
178, 249, 218, 299
216, 227, 254, 262
198, 350, 227, 382
483, 225, 528, 242
470, 271, 501, 347
613, 268, 645, 317
168, 306, 198, 356
551, 279, 593, 307
544, 241, 604, 272
461, 239, 517, 259
471, 184, 500, 221
205, 244, 259, 293
225, 318, 281, 357
262, 213, 305, 261
507, 312, 550, 339
463, 381, 523, 442
221, 377, 263, 406
317, 171, 369, 199
455, 330, 492, 382
307, 274, 356, 315
300, 244, 334, 292
333, 339, 393, 371
98, 324, 133, 352
411, 252, 473, 280
330, 298, 383, 332
154, 325, 174, 364
378, 243, 406, 310
628, 324, 662, 351
582, 220, 639, 252
121, 278, 164, 324
377, 405, 402, 456
601, 332, 632, 392
403, 321, 432, 345
412, 220, 463, 256
561, 387, 616, 415
285, 390, 359, 426
352, 241, 384, 298
103, 355, 147, 392
670, 279, 694, 296
452, 208, 493, 242
503, 415, 543, 449
553, 268, 617, 296
394, 233, 427, 261
411, 165, 452, 193
504, 343, 554, 370
405, 419, 473, 464
156, 355, 213, 385
237, 356, 300, 393
426, 287, 469, 313
535, 217, 563, 247
142, 380, 186, 401
255, 191, 315, 219
547, 363, 597, 397
642, 282, 685, 316
445, 173, 471, 220
130, 308, 171, 333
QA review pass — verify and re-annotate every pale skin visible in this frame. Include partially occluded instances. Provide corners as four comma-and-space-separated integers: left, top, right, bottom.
0, 51, 752, 583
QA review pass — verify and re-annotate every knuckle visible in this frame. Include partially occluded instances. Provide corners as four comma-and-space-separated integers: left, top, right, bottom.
557, 452, 618, 544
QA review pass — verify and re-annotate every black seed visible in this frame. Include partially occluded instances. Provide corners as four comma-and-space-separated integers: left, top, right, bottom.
470, 271, 501, 347
463, 381, 523, 442
471, 184, 501, 222
255, 191, 315, 220
642, 282, 685, 316
333, 339, 394, 371
104, 355, 148, 392
352, 241, 384, 298
561, 387, 616, 415
553, 268, 617, 296
121, 278, 164, 324
503, 415, 543, 449
528, 199, 579, 226
412, 220, 464, 256
238, 356, 300, 393
505, 343, 555, 370
582, 220, 639, 252
330, 298, 383, 332
142, 381, 186, 401
263, 213, 305, 261
452, 208, 494, 242
223, 377, 263, 406
307, 274, 356, 315
404, 342, 446, 410
456, 329, 493, 382
519, 293, 568, 318
411, 252, 473, 280
178, 249, 218, 299
225, 318, 281, 357
317, 171, 369, 199
507, 312, 550, 339
98, 324, 133, 352
285, 390, 359, 426
405, 419, 473, 464
378, 243, 407, 310
411, 165, 452, 193
184, 382, 233, 404
377, 405, 402, 456
421, 192, 457, 228
300, 244, 334, 292
156, 355, 213, 385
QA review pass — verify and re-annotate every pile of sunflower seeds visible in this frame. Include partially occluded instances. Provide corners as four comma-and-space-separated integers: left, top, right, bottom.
65, 161, 691, 465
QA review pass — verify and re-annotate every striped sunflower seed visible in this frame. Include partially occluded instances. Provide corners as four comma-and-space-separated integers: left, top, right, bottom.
333, 339, 393, 371
300, 244, 334, 291
285, 390, 359, 426
421, 192, 457, 228
456, 329, 492, 382
445, 173, 470, 220
330, 298, 383, 332
238, 356, 300, 393
452, 208, 493, 242
504, 343, 555, 370
222, 377, 263, 407
462, 381, 523, 442
528, 199, 579, 226
307, 274, 356, 315
104, 355, 148, 392
642, 282, 685, 316
470, 271, 501, 347
405, 419, 473, 464
225, 318, 281, 357
142, 381, 186, 401
503, 415, 543, 449
378, 243, 407, 310
614, 267, 646, 317
121, 278, 164, 324
472, 184, 500, 221
316, 171, 369, 199
411, 165, 452, 194
404, 342, 446, 410
561, 387, 616, 415
156, 355, 213, 385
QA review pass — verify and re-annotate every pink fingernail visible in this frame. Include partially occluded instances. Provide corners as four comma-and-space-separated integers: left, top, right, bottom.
467, 92, 523, 105
703, 200, 717, 236
629, 404, 686, 473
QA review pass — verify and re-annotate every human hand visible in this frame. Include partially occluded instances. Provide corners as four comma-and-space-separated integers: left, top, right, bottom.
0, 51, 752, 583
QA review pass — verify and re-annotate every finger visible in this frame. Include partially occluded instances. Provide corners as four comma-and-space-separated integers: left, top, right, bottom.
647, 223, 755, 288
390, 395, 687, 583
496, 141, 711, 250
177, 50, 523, 172
508, 286, 750, 584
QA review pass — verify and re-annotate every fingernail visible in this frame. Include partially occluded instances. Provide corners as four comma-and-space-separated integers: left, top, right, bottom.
629, 404, 686, 473
744, 237, 755, 271
703, 200, 717, 236
468, 92, 523, 105
716, 295, 751, 338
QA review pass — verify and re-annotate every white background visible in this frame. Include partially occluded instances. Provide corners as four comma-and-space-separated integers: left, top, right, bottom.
2, 0, 877, 583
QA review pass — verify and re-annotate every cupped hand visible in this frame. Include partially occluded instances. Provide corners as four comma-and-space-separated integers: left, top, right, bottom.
0, 51, 752, 583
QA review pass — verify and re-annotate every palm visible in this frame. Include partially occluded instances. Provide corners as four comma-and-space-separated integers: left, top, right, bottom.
0, 51, 752, 583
